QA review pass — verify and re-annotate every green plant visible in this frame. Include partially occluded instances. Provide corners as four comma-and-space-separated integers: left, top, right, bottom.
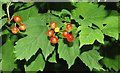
0, 2, 120, 73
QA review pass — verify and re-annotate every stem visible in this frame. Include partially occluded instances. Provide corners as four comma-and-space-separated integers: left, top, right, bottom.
14, 23, 17, 27
7, 2, 11, 24
5, 25, 11, 31
10, 15, 14, 22
59, 31, 63, 34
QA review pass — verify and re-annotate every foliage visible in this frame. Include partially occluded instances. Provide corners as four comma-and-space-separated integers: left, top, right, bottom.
0, 2, 120, 73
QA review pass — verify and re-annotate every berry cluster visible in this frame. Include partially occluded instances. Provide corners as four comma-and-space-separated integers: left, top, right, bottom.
47, 22, 58, 44
47, 22, 74, 44
62, 24, 74, 42
11, 15, 26, 34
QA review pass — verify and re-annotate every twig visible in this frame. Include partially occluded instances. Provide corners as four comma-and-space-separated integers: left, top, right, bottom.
7, 2, 11, 24
5, 25, 11, 31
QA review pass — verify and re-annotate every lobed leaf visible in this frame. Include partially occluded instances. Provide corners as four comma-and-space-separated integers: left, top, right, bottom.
25, 54, 45, 72
79, 50, 103, 71
72, 2, 107, 29
15, 14, 62, 61
79, 26, 104, 48
58, 38, 79, 68
102, 55, 120, 71
102, 11, 119, 40
0, 2, 6, 19
2, 40, 16, 71
14, 26, 54, 61
0, 18, 7, 28
101, 43, 120, 71
14, 3, 38, 22
48, 51, 57, 63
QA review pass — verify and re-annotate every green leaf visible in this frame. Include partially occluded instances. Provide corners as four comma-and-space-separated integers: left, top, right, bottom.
101, 43, 120, 71
58, 38, 79, 68
51, 10, 61, 16
79, 50, 103, 71
102, 11, 119, 40
60, 9, 71, 16
25, 54, 45, 72
1, 0, 10, 3
0, 18, 7, 28
52, 9, 71, 17
119, 15, 120, 33
2, 40, 16, 71
14, 3, 38, 22
0, 29, 9, 36
0, 3, 7, 28
15, 14, 62, 61
51, 9, 71, 22
37, 13, 63, 27
23, 14, 63, 30
79, 26, 104, 48
0, 61, 2, 70
0, 3, 2, 19
0, 47, 2, 60
14, 27, 54, 61
14, 3, 32, 11
72, 3, 107, 29
102, 55, 120, 71
48, 51, 57, 63
25, 14, 62, 59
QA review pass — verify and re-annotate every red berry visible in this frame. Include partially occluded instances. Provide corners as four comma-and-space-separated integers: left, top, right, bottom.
50, 36, 58, 44
47, 30, 54, 37
67, 34, 74, 42
19, 24, 26, 31
14, 15, 21, 23
66, 24, 72, 30
50, 22, 57, 29
62, 30, 69, 38
11, 26, 19, 34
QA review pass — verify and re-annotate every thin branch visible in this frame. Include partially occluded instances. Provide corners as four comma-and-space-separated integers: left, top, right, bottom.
5, 25, 11, 31
7, 2, 11, 24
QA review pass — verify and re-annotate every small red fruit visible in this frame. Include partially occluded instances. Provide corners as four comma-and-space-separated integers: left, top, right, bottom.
66, 23, 72, 30
19, 24, 26, 31
67, 34, 74, 42
47, 30, 54, 37
14, 15, 21, 23
50, 22, 57, 29
50, 36, 58, 44
11, 26, 19, 34
62, 30, 69, 38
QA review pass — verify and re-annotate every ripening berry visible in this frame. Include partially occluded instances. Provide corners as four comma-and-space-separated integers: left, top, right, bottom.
66, 23, 72, 30
47, 30, 54, 37
67, 34, 74, 42
50, 22, 57, 29
62, 30, 69, 38
11, 26, 19, 34
19, 24, 26, 31
50, 36, 58, 44
14, 15, 21, 23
